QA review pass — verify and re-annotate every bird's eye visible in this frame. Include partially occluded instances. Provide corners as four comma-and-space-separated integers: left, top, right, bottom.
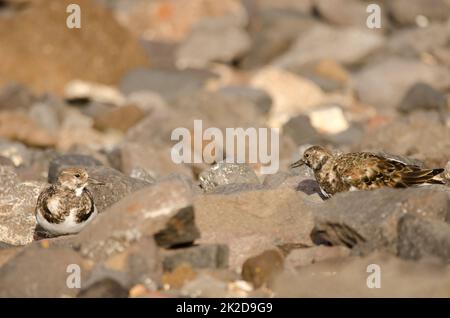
305, 154, 309, 158
74, 174, 80, 178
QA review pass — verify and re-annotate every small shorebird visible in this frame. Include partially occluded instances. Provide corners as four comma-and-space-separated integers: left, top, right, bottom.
35, 167, 104, 236
290, 145, 446, 198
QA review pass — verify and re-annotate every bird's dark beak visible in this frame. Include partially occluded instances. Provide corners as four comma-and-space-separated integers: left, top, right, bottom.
87, 177, 105, 186
290, 159, 305, 169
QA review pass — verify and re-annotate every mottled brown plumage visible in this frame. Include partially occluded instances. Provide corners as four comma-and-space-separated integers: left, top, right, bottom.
291, 146, 446, 197
35, 167, 104, 236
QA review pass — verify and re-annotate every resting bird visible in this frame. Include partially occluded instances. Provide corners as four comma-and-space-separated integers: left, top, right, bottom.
35, 167, 104, 236
290, 145, 446, 198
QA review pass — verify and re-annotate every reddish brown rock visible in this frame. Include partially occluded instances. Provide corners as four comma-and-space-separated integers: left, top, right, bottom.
0, 0, 148, 95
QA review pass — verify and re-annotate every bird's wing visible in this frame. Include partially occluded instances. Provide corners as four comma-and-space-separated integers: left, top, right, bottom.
75, 189, 96, 222
338, 153, 445, 189
35, 185, 55, 215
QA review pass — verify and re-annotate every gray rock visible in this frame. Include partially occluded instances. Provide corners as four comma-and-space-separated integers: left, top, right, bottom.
354, 58, 450, 109
397, 215, 450, 262
282, 114, 325, 146
219, 86, 272, 115
0, 139, 32, 167
388, 0, 449, 26
0, 83, 36, 111
241, 249, 284, 288
77, 278, 128, 298
357, 113, 450, 167
285, 246, 351, 268
85, 166, 152, 212
314, 0, 388, 28
180, 272, 228, 298
273, 251, 450, 297
273, 25, 384, 69
129, 167, 156, 183
397, 82, 447, 118
312, 188, 450, 254
74, 176, 198, 261
162, 244, 229, 272
48, 154, 103, 183
199, 163, 260, 193
241, 9, 317, 68
119, 142, 193, 179
0, 246, 87, 297
194, 188, 314, 268
120, 68, 216, 101
387, 23, 449, 58
0, 166, 45, 245
176, 18, 251, 69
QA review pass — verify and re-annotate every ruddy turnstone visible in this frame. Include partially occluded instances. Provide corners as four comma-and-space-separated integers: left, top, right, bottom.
290, 145, 446, 198
35, 167, 104, 236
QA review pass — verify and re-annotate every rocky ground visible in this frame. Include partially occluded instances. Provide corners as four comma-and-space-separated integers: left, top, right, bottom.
0, 0, 450, 297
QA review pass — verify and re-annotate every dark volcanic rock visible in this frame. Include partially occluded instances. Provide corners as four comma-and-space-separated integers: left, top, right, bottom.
397, 215, 450, 263
312, 188, 449, 254
162, 244, 229, 272
154, 206, 200, 248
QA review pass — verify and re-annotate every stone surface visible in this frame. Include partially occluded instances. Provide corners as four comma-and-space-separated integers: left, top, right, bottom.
251, 67, 324, 127
314, 0, 387, 28
176, 18, 251, 69
358, 113, 450, 167
0, 0, 148, 95
120, 68, 216, 101
273, 251, 450, 297
0, 83, 37, 111
397, 215, 450, 263
0, 246, 88, 297
93, 104, 146, 132
285, 246, 351, 268
0, 111, 55, 147
282, 114, 325, 146
74, 177, 198, 261
118, 142, 193, 179
162, 244, 229, 272
48, 154, 103, 183
84, 166, 152, 212
241, 249, 284, 288
397, 82, 448, 117
388, 0, 449, 26
0, 166, 45, 245
77, 278, 129, 298
199, 163, 260, 193
387, 23, 450, 58
194, 188, 314, 269
241, 9, 317, 68
312, 188, 450, 254
354, 58, 449, 110
273, 25, 384, 69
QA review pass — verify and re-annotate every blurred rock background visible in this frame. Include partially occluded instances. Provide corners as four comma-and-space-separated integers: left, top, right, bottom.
0, 0, 449, 297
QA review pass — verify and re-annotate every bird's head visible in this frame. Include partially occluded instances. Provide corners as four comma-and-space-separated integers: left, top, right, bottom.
57, 167, 104, 193
290, 145, 333, 171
